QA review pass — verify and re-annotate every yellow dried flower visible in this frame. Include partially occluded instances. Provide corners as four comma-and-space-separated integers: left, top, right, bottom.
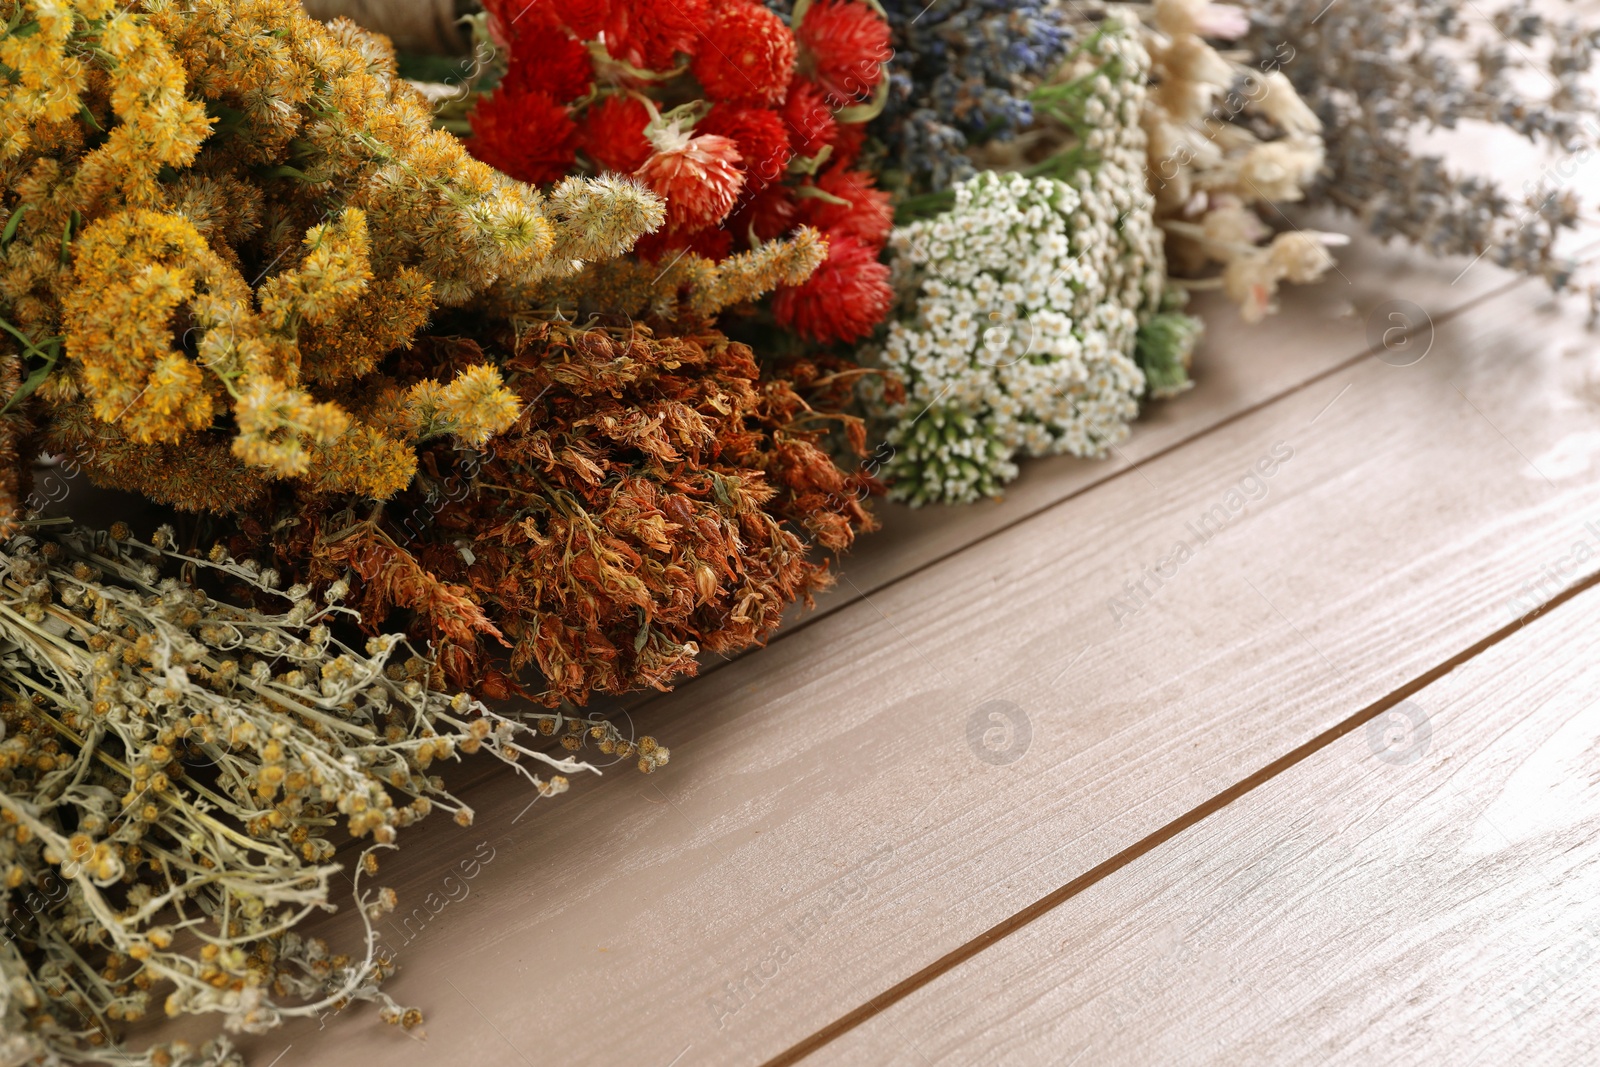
59, 210, 227, 443
0, 0, 662, 524
2, 0, 663, 521
527, 226, 828, 323
545, 174, 666, 263
231, 377, 351, 477
406, 364, 523, 448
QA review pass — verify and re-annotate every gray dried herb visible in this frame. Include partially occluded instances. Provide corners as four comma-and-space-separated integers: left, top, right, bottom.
0, 524, 664, 1065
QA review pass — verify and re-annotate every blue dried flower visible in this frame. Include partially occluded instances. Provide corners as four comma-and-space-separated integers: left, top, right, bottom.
878, 0, 1073, 188
767, 0, 1074, 191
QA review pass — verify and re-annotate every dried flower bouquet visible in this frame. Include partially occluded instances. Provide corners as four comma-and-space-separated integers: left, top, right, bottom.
6, 0, 1599, 1060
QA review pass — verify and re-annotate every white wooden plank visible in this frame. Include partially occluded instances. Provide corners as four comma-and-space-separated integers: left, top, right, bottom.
825, 575, 1600, 1067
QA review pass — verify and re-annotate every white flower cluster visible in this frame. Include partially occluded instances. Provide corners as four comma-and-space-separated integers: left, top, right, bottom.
870, 21, 1169, 506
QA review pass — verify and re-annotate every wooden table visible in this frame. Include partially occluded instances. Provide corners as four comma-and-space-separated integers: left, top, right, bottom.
154, 144, 1600, 1067
185, 236, 1599, 1066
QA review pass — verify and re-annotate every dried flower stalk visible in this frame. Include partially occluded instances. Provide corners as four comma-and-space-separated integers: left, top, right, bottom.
0, 523, 662, 1064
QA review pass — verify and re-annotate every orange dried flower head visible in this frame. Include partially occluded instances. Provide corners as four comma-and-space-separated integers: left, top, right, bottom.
636, 119, 747, 234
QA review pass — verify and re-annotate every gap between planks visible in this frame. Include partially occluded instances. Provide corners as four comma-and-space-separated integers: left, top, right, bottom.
758, 514, 1600, 1067
819, 533, 1600, 1067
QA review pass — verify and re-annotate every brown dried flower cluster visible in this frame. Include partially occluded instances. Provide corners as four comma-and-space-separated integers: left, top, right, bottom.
262, 317, 875, 706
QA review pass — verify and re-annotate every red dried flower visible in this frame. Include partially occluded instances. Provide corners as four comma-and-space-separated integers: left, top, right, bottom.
580, 94, 654, 173
634, 224, 735, 262
603, 0, 709, 71
796, 0, 891, 105
797, 166, 892, 247
729, 181, 799, 243
699, 104, 793, 190
827, 119, 867, 169
481, 0, 526, 49
483, 0, 554, 52
689, 1, 797, 106
780, 77, 836, 158
498, 10, 594, 102
468, 86, 579, 185
635, 127, 746, 233
549, 0, 610, 38
772, 231, 891, 343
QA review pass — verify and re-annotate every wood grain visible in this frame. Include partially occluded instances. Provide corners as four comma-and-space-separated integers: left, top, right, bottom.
823, 571, 1600, 1066
202, 258, 1600, 1067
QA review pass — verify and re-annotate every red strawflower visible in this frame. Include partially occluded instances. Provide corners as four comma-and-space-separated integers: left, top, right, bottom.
604, 0, 709, 71
635, 224, 735, 262
796, 0, 891, 105
549, 0, 610, 38
781, 77, 836, 158
580, 94, 653, 173
469, 86, 579, 185
699, 104, 793, 190
689, 1, 797, 106
498, 8, 594, 102
827, 120, 867, 169
635, 128, 746, 232
729, 181, 799, 243
797, 166, 892, 247
772, 231, 891, 343
483, 0, 555, 52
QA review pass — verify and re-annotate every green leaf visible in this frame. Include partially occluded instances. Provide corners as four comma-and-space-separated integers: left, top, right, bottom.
206, 102, 247, 137
258, 164, 320, 182
835, 77, 891, 125
788, 144, 834, 176
1, 203, 30, 246
59, 209, 78, 265
0, 316, 52, 359
0, 317, 60, 414
2, 354, 56, 414
794, 185, 852, 208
